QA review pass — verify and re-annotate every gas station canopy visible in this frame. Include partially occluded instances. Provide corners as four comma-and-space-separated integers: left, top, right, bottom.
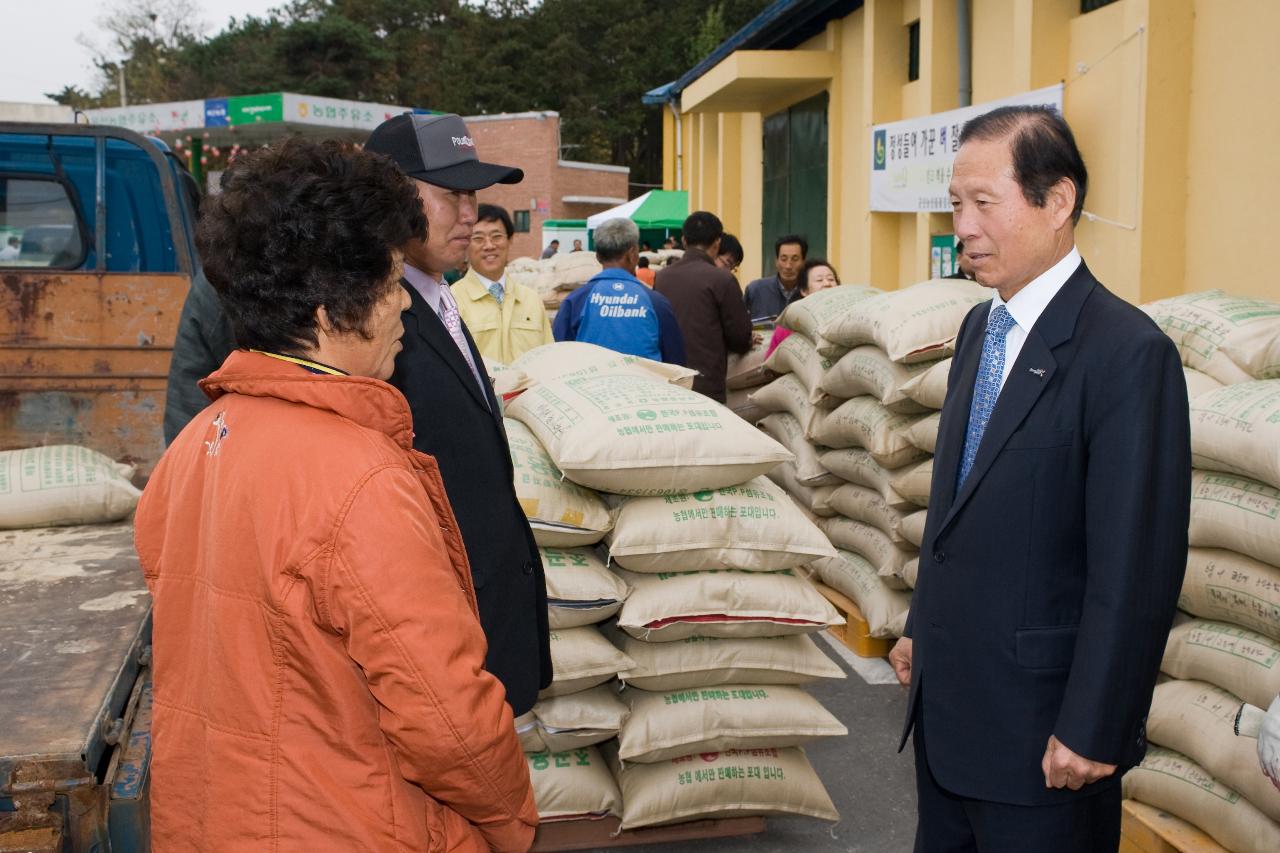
86, 92, 438, 148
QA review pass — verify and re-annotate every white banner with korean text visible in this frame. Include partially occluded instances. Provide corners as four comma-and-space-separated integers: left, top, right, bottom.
869, 84, 1064, 213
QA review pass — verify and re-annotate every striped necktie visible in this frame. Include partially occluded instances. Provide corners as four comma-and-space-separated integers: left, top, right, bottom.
438, 284, 490, 407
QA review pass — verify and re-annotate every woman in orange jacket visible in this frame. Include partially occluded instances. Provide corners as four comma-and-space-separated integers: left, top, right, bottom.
135, 138, 537, 852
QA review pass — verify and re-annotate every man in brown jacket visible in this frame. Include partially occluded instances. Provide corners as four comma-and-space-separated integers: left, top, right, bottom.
653, 211, 753, 402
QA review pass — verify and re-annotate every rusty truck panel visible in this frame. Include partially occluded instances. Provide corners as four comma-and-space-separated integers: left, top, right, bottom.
0, 271, 187, 474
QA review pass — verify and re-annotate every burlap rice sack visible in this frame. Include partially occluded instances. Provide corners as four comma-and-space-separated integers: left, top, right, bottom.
552, 251, 605, 289
606, 477, 836, 572
726, 338, 776, 390
726, 387, 769, 424
1141, 290, 1280, 384
615, 633, 845, 691
1148, 679, 1280, 823
1123, 746, 1280, 853
613, 567, 843, 642
819, 346, 935, 414
506, 419, 613, 547
516, 711, 546, 753
889, 458, 935, 509
528, 746, 621, 821
0, 445, 140, 530
902, 556, 920, 588
903, 412, 942, 455
605, 744, 839, 829
483, 359, 533, 399
818, 448, 914, 510
775, 284, 881, 359
899, 509, 929, 548
532, 684, 630, 753
542, 626, 637, 698
808, 397, 930, 468
748, 373, 824, 436
1162, 619, 1280, 710
1184, 367, 1224, 401
509, 374, 791, 495
820, 279, 990, 363
826, 483, 912, 545
817, 515, 916, 589
809, 549, 913, 638
1188, 471, 1280, 568
1181, 548, 1280, 642
766, 460, 838, 517
899, 357, 952, 410
764, 333, 839, 408
513, 340, 695, 388
757, 412, 839, 486
541, 546, 631, 629
1190, 381, 1280, 490
617, 684, 847, 763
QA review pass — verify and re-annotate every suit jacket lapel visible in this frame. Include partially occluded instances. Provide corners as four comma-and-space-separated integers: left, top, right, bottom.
458, 317, 501, 419
936, 262, 1098, 535
403, 281, 493, 413
931, 313, 985, 522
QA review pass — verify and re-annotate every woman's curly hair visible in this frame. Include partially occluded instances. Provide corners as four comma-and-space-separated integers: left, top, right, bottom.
197, 137, 427, 353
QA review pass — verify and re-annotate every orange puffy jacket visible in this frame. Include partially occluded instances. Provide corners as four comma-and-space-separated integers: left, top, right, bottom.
135, 351, 537, 852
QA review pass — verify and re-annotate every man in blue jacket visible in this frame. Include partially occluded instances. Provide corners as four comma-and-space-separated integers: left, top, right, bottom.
554, 217, 686, 365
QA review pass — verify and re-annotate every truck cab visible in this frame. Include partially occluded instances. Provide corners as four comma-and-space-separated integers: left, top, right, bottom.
0, 122, 198, 474
1, 123, 198, 852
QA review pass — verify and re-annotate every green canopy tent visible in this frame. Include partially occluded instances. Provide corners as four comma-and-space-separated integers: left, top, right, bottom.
586, 190, 688, 249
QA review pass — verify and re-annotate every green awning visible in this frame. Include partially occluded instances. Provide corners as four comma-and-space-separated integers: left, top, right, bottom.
586, 190, 689, 231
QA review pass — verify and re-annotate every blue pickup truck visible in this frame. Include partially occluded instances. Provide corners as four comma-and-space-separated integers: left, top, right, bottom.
1, 122, 200, 852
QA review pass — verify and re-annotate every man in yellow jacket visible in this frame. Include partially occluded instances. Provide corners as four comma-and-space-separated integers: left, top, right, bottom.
453, 204, 553, 363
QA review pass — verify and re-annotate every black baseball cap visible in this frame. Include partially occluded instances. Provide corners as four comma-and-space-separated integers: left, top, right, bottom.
365, 113, 524, 191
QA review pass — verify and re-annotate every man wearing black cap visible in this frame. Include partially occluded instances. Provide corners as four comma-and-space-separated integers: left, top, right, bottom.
365, 112, 551, 716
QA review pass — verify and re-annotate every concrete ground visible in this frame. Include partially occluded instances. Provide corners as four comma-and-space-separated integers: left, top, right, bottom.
584, 634, 919, 852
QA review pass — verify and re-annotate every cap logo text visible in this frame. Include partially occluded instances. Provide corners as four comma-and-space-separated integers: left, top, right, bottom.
451, 135, 475, 148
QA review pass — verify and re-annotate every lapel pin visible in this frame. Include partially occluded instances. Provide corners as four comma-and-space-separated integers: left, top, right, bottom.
1028, 368, 1046, 378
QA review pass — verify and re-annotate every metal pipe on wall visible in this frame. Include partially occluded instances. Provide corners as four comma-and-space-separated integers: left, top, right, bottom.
957, 0, 972, 107
668, 100, 683, 191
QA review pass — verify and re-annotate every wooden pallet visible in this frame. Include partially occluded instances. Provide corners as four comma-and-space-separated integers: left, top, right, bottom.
812, 582, 895, 658
1119, 800, 1227, 853
530, 815, 766, 851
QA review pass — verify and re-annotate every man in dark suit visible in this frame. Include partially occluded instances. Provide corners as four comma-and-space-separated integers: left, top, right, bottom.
888, 106, 1190, 851
365, 113, 551, 716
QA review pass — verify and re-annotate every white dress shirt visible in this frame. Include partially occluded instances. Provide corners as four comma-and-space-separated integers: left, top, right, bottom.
989, 247, 1081, 391
403, 263, 443, 313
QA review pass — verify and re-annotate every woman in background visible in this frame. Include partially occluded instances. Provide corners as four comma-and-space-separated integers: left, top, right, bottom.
765, 258, 841, 357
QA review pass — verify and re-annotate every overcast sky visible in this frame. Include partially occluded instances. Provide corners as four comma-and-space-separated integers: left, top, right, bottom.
2, 1, 286, 104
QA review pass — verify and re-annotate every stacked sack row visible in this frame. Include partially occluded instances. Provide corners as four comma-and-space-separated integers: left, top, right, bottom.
498, 341, 851, 831
1117, 291, 1280, 853
506, 251, 604, 311
743, 279, 991, 642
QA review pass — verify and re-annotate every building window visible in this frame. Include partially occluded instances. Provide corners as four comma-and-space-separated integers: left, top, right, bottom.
908, 20, 920, 82
1081, 0, 1120, 11
513, 210, 531, 233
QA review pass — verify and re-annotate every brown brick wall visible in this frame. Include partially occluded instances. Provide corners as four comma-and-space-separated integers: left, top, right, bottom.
465, 112, 629, 260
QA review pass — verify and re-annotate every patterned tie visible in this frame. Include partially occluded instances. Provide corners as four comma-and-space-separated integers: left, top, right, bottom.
438, 284, 489, 405
487, 281, 505, 304
957, 305, 1017, 489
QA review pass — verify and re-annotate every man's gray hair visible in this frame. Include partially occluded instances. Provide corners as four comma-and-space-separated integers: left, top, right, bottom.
594, 217, 640, 262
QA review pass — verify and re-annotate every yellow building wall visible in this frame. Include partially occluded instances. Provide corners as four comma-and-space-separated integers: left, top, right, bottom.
1183, 0, 1279, 300
660, 0, 1275, 301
